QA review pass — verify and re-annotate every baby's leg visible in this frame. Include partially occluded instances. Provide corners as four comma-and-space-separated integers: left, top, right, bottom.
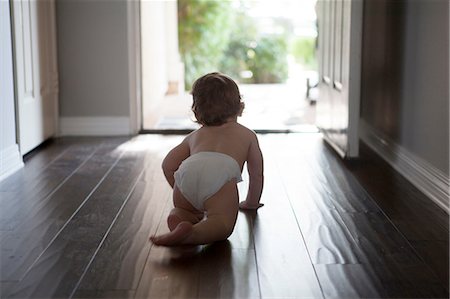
151, 181, 239, 246
150, 186, 202, 245
183, 180, 239, 244
167, 186, 204, 231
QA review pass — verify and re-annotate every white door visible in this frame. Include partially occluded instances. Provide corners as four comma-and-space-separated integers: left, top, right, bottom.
11, 0, 58, 154
316, 0, 363, 158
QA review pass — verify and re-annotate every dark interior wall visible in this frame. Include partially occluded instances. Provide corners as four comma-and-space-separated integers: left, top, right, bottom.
360, 0, 405, 141
56, 0, 130, 117
400, 0, 449, 174
360, 0, 449, 174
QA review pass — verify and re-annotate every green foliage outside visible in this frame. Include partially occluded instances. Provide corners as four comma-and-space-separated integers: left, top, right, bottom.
245, 35, 289, 83
218, 10, 258, 81
178, 0, 234, 89
178, 0, 290, 88
290, 36, 317, 70
218, 9, 288, 84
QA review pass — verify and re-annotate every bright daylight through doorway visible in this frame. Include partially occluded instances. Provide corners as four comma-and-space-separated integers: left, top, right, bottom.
141, 0, 318, 132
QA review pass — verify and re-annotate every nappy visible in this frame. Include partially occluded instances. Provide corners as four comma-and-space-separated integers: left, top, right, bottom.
174, 151, 243, 211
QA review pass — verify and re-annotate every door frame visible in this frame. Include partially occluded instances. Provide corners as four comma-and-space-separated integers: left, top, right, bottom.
127, 0, 142, 134
129, 1, 361, 136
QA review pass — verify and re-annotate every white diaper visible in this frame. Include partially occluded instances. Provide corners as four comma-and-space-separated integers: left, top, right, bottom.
174, 151, 242, 211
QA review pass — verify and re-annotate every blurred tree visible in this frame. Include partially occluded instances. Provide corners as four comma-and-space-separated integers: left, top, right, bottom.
219, 11, 289, 83
218, 10, 258, 81
289, 36, 317, 70
178, 0, 290, 87
248, 35, 289, 83
178, 0, 234, 90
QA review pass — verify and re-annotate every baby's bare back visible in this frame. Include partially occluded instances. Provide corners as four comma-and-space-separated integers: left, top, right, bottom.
186, 122, 254, 169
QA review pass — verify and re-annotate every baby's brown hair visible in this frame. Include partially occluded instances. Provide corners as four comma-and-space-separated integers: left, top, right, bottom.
191, 72, 242, 126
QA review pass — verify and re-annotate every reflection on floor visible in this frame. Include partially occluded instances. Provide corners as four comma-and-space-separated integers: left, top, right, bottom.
144, 81, 317, 132
1, 134, 448, 298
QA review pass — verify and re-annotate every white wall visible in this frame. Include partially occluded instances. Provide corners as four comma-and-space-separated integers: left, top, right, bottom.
165, 1, 182, 84
141, 0, 183, 127
56, 0, 137, 136
56, 0, 181, 134
141, 0, 168, 114
0, 1, 24, 181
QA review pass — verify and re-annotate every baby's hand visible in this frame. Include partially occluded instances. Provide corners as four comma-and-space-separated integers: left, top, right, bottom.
239, 201, 264, 210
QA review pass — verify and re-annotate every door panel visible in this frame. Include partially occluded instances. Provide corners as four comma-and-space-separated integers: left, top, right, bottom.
12, 0, 58, 154
316, 0, 363, 158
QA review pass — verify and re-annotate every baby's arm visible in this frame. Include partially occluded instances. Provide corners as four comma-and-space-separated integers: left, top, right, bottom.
240, 134, 264, 210
161, 138, 190, 188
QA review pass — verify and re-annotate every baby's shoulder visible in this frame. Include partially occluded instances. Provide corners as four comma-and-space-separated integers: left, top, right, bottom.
182, 129, 199, 144
234, 123, 257, 139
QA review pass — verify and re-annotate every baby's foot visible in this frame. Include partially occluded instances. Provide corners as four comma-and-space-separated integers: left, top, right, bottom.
150, 221, 193, 246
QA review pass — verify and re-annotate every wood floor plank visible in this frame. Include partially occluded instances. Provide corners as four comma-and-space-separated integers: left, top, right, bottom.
367, 255, 449, 298
392, 214, 449, 242
0, 138, 76, 192
349, 143, 449, 241
134, 201, 202, 299
410, 240, 449, 291
73, 289, 135, 299
136, 246, 202, 299
1, 133, 448, 299
338, 211, 448, 297
313, 147, 381, 213
136, 234, 259, 299
250, 138, 323, 299
265, 134, 449, 298
341, 211, 424, 266
344, 142, 449, 295
314, 264, 386, 298
226, 210, 254, 250
73, 163, 172, 294
0, 141, 101, 231
197, 244, 260, 299
1, 139, 126, 282
275, 147, 360, 265
0, 138, 106, 193
2, 138, 151, 299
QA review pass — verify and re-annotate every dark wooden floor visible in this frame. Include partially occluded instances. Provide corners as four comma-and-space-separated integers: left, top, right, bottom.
0, 134, 448, 299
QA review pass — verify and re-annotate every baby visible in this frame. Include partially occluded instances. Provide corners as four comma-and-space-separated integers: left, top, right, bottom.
150, 72, 264, 246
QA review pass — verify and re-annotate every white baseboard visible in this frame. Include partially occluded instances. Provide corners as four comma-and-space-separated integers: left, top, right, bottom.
359, 120, 449, 214
0, 144, 24, 182
59, 116, 132, 136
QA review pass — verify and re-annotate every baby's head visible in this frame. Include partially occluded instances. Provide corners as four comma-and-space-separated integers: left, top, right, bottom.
191, 72, 244, 126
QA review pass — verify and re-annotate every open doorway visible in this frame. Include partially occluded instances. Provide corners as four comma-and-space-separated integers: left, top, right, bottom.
141, 0, 318, 132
